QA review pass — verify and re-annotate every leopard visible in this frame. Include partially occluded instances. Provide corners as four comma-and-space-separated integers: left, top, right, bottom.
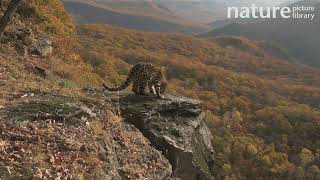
103, 63, 168, 99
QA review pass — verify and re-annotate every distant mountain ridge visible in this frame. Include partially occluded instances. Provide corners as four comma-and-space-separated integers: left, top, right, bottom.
64, 0, 186, 24
200, 1, 320, 67
155, 0, 291, 23
63, 1, 205, 34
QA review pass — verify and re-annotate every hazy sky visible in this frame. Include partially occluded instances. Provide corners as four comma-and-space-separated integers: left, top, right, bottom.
154, 0, 304, 23
157, 0, 296, 7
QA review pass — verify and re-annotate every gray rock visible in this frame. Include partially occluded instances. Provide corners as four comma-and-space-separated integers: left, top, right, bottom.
15, 43, 28, 59
119, 94, 215, 180
34, 66, 49, 78
79, 105, 97, 118
32, 37, 52, 57
14, 28, 27, 40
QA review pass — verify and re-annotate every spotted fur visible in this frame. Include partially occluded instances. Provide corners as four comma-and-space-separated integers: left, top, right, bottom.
103, 63, 167, 98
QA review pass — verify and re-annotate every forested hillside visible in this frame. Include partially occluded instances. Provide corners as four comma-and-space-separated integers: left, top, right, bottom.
77, 24, 320, 179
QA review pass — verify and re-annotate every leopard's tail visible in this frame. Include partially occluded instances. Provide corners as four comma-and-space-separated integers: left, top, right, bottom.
103, 75, 132, 91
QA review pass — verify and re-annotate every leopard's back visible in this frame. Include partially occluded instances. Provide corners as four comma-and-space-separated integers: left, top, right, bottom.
129, 63, 162, 85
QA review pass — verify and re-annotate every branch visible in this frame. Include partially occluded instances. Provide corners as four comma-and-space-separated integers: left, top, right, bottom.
0, 0, 23, 40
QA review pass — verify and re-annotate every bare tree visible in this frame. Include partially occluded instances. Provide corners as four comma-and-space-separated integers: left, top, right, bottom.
0, 1, 4, 10
0, 0, 23, 39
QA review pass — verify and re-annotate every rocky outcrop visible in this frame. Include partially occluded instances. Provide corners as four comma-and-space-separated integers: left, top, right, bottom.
118, 94, 215, 180
32, 36, 52, 57
0, 95, 172, 179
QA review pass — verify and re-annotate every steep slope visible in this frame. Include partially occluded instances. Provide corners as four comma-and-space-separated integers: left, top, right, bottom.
78, 24, 320, 179
0, 1, 179, 179
200, 2, 320, 67
63, 0, 205, 34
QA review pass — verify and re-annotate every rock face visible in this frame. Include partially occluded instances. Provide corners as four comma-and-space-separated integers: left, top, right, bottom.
119, 94, 215, 179
32, 37, 52, 57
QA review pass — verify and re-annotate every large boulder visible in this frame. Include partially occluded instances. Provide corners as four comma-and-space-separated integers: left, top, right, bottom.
32, 36, 52, 57
119, 94, 215, 180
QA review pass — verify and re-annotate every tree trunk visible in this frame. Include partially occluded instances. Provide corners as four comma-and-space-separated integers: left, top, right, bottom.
0, 0, 23, 40
0, 1, 5, 10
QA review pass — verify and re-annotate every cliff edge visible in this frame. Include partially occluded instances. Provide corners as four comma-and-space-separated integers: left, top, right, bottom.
117, 93, 215, 180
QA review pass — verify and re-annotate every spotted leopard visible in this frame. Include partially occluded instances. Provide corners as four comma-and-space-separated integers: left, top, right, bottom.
103, 63, 168, 98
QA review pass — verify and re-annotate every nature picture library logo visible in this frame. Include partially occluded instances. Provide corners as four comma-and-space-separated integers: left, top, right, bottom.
227, 0, 317, 20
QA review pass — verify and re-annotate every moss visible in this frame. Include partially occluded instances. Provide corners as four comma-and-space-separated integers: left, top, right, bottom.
222, 164, 232, 176
5, 99, 92, 126
59, 80, 77, 89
